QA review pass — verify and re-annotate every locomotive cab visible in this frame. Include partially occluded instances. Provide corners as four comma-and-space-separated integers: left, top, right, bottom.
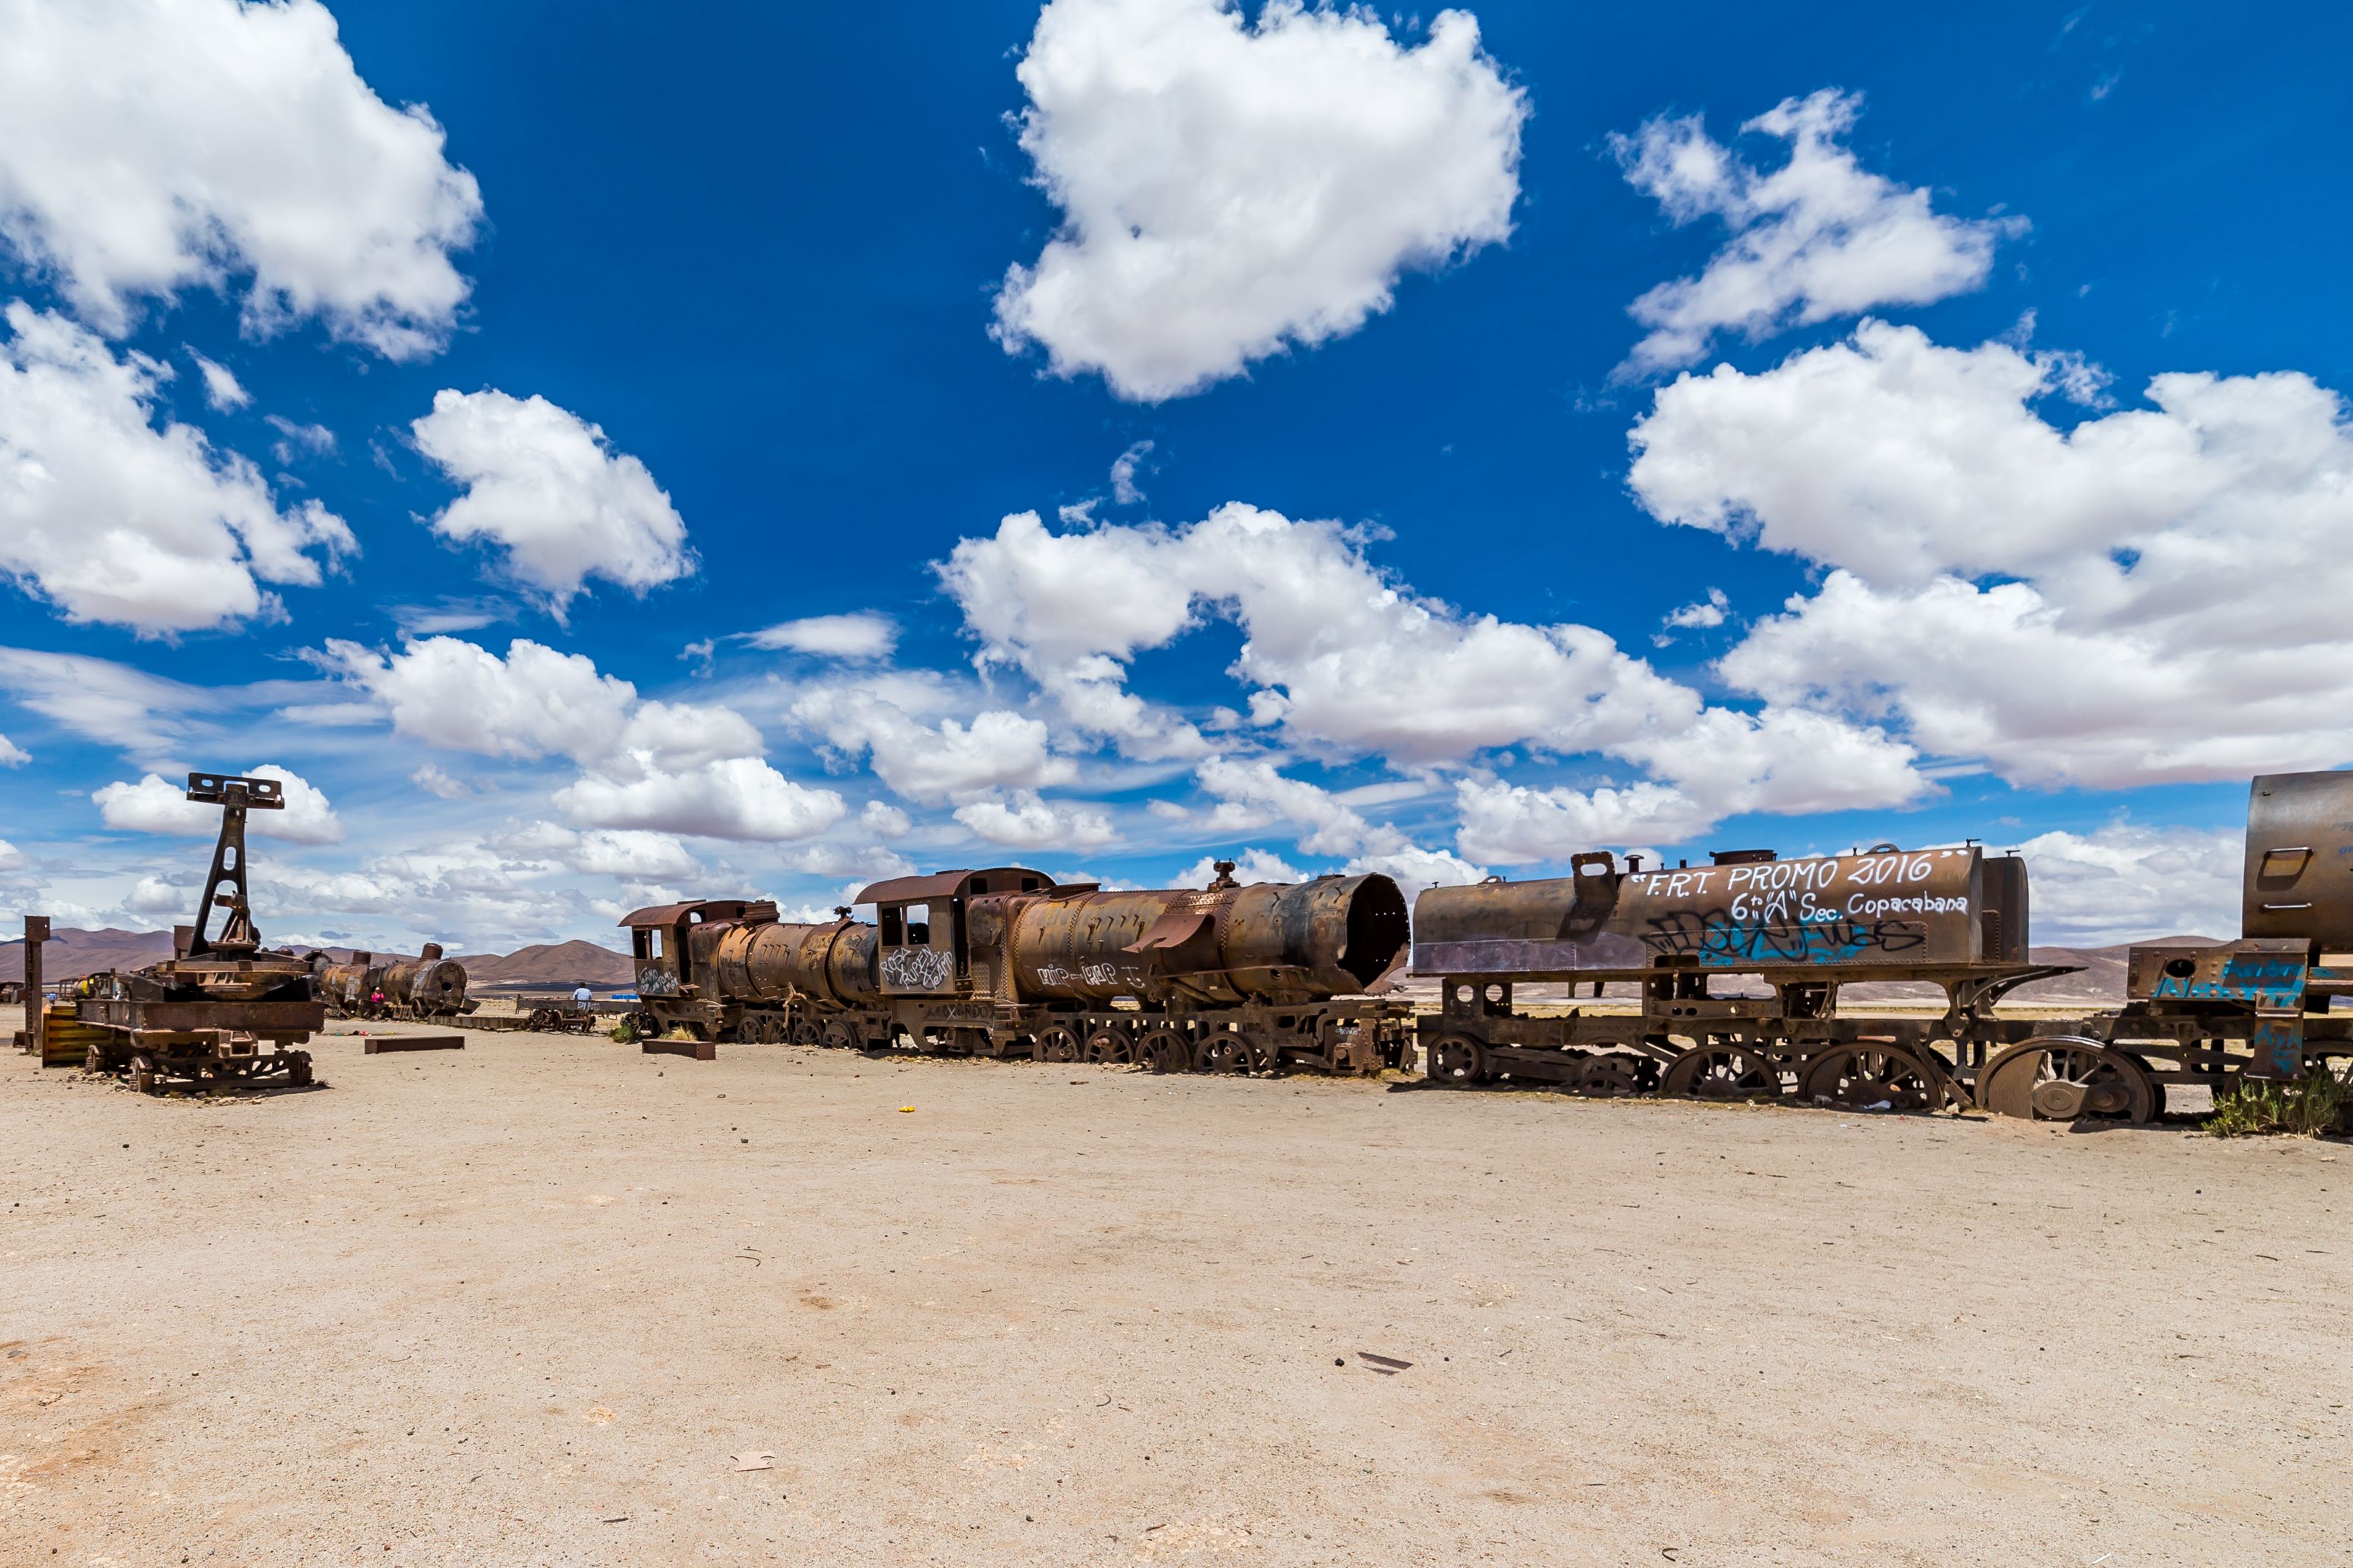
620, 899, 776, 999
857, 867, 1057, 996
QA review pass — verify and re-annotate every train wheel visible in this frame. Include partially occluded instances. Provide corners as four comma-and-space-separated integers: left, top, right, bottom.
822, 1019, 860, 1051
1038, 1025, 1083, 1064
128, 1053, 159, 1095
1428, 1034, 1486, 1086
1084, 1026, 1135, 1066
1661, 1046, 1782, 1102
1140, 1029, 1192, 1074
1977, 1038, 2155, 1124
1801, 1046, 1943, 1112
1574, 1054, 1645, 1098
283, 1052, 314, 1087
1198, 1033, 1263, 1075
791, 1018, 823, 1046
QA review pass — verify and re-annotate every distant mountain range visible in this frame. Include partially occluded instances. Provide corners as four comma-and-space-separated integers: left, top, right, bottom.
2, 926, 2215, 1003
0, 928, 635, 992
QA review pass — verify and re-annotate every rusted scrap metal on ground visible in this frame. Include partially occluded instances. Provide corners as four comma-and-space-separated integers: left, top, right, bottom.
11, 915, 46, 1053
454, 996, 627, 1034
1413, 770, 2353, 1125
618, 859, 1413, 1074
71, 773, 324, 1094
311, 943, 474, 1020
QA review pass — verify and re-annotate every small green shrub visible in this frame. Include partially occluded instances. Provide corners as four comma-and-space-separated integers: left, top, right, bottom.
2207, 1065, 2351, 1137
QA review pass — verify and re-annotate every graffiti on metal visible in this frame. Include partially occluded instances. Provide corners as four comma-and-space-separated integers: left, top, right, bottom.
1641, 908, 1929, 967
882, 945, 954, 991
635, 964, 680, 997
1033, 961, 1146, 990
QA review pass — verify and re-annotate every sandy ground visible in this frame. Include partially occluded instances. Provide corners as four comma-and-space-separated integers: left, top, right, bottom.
3, 1011, 2346, 1567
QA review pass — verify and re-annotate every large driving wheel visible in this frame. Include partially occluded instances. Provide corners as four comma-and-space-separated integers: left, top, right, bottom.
1427, 1034, 1486, 1086
1197, 1032, 1266, 1075
1660, 1045, 1785, 1102
1139, 1028, 1192, 1074
1800, 1045, 1947, 1112
1977, 1037, 2156, 1124
1038, 1025, 1083, 1064
1084, 1025, 1135, 1066
790, 1017, 824, 1046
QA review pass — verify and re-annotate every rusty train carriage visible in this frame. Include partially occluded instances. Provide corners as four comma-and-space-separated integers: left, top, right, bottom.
1414, 771, 2353, 1123
621, 862, 1413, 1074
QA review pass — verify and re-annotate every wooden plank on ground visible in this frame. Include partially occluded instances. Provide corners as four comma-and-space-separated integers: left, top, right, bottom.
642, 1038, 716, 1062
361, 1034, 466, 1054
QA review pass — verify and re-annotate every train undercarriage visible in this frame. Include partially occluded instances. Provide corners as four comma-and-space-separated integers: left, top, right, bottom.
635, 992, 1413, 1076
1415, 970, 2353, 1123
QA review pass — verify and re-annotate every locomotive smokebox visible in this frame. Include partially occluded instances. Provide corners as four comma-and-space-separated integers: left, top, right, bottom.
381, 955, 470, 1012
1011, 872, 1409, 1004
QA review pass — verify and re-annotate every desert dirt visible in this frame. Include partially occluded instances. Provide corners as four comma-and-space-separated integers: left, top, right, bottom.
3, 1010, 2347, 1567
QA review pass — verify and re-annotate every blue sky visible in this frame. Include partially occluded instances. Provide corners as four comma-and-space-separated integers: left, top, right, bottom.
2, 0, 2349, 953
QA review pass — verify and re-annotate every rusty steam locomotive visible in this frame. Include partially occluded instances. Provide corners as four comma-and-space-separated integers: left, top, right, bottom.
310, 943, 472, 1021
1413, 769, 2353, 1123
621, 860, 1413, 1073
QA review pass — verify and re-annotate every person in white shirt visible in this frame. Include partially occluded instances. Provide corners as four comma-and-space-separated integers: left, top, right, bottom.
571, 984, 593, 1014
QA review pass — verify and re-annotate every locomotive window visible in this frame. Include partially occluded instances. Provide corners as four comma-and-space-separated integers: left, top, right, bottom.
647, 929, 663, 959
880, 907, 903, 945
906, 904, 932, 945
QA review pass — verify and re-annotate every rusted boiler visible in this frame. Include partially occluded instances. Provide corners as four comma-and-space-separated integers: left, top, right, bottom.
1412, 842, 2063, 1106
621, 862, 1411, 1073
312, 942, 471, 1019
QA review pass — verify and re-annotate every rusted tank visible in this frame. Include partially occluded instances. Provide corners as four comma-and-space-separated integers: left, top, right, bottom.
310, 942, 469, 1017
2241, 771, 2353, 947
1413, 845, 2029, 979
710, 915, 881, 1008
1003, 873, 1409, 1004
376, 944, 470, 1014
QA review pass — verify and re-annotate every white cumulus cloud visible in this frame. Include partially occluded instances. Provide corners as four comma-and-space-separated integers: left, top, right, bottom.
993, 0, 1527, 401
0, 0, 482, 357
0, 304, 354, 634
2010, 823, 2240, 947
554, 756, 845, 843
1613, 89, 2020, 375
744, 612, 897, 660
1176, 848, 1301, 887
93, 763, 344, 844
790, 679, 1077, 805
0, 733, 26, 767
327, 635, 844, 842
325, 637, 635, 762
412, 389, 693, 615
1632, 320, 2353, 788
944, 504, 1703, 767
188, 350, 250, 411
954, 790, 1119, 851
